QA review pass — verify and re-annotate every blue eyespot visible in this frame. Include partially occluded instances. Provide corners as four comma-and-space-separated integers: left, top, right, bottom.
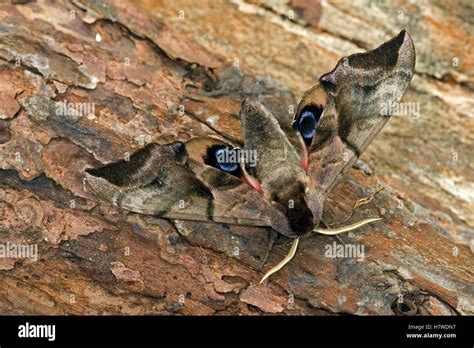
296, 105, 323, 145
299, 111, 317, 138
215, 148, 239, 173
204, 144, 242, 177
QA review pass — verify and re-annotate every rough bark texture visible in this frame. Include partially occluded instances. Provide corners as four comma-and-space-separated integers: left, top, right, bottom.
0, 0, 473, 315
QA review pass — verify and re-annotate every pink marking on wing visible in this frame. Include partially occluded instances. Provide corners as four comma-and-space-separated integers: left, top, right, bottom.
301, 145, 309, 173
242, 174, 263, 193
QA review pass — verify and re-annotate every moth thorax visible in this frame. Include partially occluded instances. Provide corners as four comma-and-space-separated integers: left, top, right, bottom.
270, 181, 315, 236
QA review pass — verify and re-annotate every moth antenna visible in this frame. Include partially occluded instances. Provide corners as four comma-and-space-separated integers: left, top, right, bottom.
313, 217, 382, 235
259, 237, 299, 284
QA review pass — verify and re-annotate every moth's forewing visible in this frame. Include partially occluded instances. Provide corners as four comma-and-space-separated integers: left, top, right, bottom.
85, 142, 213, 217
85, 141, 294, 235
258, 91, 301, 152
240, 98, 301, 182
297, 30, 415, 201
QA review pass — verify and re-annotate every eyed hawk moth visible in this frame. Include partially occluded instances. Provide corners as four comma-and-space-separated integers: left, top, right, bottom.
85, 30, 415, 282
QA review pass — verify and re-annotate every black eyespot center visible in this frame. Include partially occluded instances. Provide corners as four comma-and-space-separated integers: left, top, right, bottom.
204, 144, 242, 177
296, 104, 323, 145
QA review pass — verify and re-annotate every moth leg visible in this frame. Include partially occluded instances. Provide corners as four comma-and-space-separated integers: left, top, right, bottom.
338, 188, 385, 225
259, 237, 299, 284
313, 217, 382, 236
259, 230, 278, 270
353, 187, 384, 210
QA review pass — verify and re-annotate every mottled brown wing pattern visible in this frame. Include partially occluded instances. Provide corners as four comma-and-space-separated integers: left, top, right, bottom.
293, 30, 416, 202
85, 140, 294, 236
86, 31, 415, 241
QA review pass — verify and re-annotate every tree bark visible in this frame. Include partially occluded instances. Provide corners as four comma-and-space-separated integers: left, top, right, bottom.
0, 0, 472, 315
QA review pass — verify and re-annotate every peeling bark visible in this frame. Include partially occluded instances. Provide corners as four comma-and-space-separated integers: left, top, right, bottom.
0, 0, 473, 315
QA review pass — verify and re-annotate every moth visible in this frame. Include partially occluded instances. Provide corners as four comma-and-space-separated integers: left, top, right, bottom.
86, 30, 415, 283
